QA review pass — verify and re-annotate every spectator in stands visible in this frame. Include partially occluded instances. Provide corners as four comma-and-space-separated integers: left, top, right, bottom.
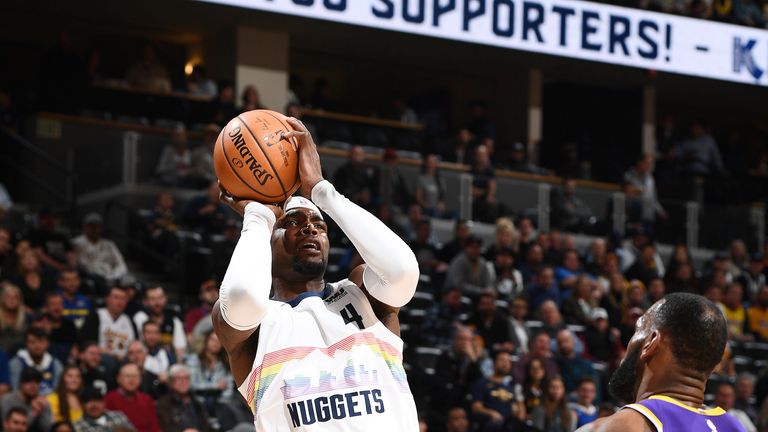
465, 291, 512, 355
748, 285, 768, 341
444, 235, 495, 299
665, 244, 692, 280
674, 120, 726, 176
561, 275, 596, 326
715, 381, 757, 432
74, 386, 134, 432
185, 331, 232, 409
507, 297, 530, 355
484, 218, 519, 263
570, 377, 598, 428
493, 247, 524, 301
29, 208, 71, 272
554, 249, 581, 295
0, 282, 27, 354
46, 365, 83, 423
513, 333, 559, 385
124, 341, 164, 400
181, 181, 228, 238
470, 351, 525, 431
528, 267, 560, 311
0, 346, 9, 396
620, 230, 664, 275
183, 279, 218, 339
665, 261, 699, 294
583, 307, 620, 365
646, 277, 666, 305
735, 373, 759, 426
143, 192, 179, 263
57, 270, 91, 330
728, 239, 750, 280
125, 44, 171, 93
520, 244, 545, 287
191, 124, 219, 186
378, 148, 411, 210
133, 286, 186, 359
583, 238, 607, 278
155, 126, 195, 188
445, 407, 469, 432
551, 178, 594, 232
442, 128, 474, 165
432, 327, 482, 413
626, 243, 663, 286
523, 357, 547, 417
104, 363, 160, 432
554, 329, 596, 393
420, 288, 465, 348
517, 216, 537, 258
720, 282, 752, 342
9, 328, 63, 395
80, 287, 137, 361
11, 250, 51, 311
71, 213, 128, 285
470, 144, 501, 223
139, 322, 174, 386
210, 80, 238, 126
539, 300, 567, 339
530, 375, 576, 432
438, 220, 471, 264
2, 407, 28, 432
415, 154, 447, 218
623, 154, 667, 226
44, 293, 78, 363
408, 219, 443, 276
1, 367, 53, 432
333, 145, 378, 210
156, 364, 211, 432
239, 85, 265, 112
504, 142, 552, 175
186, 65, 217, 98
467, 101, 496, 141
77, 343, 115, 397
0, 228, 11, 279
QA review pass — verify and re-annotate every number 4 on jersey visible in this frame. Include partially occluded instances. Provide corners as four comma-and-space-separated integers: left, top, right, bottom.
340, 304, 364, 329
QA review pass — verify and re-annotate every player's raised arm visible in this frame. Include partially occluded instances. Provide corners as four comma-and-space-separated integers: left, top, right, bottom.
285, 117, 419, 308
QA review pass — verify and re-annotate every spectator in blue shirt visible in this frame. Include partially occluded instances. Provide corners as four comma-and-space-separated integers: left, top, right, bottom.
554, 249, 581, 296
56, 270, 91, 329
9, 328, 63, 395
0, 347, 9, 396
527, 267, 561, 310
569, 377, 598, 428
470, 351, 525, 432
554, 329, 597, 394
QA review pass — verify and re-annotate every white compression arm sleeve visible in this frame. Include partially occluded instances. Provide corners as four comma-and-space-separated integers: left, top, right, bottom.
218, 202, 276, 331
312, 180, 419, 308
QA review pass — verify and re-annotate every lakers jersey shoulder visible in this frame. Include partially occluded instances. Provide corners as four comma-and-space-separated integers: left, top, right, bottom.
623, 395, 747, 432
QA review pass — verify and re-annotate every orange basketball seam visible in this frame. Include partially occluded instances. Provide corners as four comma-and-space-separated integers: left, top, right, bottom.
238, 114, 290, 202
220, 120, 284, 200
261, 110, 301, 196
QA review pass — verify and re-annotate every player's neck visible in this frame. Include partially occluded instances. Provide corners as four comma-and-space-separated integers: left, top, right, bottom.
636, 367, 708, 408
272, 278, 325, 302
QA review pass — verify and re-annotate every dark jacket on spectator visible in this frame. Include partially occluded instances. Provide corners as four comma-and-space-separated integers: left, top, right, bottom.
156, 393, 212, 432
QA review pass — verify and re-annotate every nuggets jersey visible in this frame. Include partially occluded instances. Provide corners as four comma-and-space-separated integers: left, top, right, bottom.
623, 395, 747, 432
237, 279, 419, 431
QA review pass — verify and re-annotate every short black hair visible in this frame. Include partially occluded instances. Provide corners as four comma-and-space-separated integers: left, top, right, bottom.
654, 292, 727, 373
25, 327, 48, 341
4, 406, 27, 421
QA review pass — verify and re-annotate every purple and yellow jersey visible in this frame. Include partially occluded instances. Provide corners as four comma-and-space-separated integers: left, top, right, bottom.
623, 395, 746, 432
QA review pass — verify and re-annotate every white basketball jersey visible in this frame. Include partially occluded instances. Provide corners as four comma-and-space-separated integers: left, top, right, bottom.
237, 279, 419, 431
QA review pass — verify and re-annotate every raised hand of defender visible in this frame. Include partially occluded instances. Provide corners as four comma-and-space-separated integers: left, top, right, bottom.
283, 117, 324, 199
218, 181, 283, 220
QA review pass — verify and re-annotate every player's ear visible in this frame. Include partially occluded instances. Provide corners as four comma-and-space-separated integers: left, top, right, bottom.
639, 329, 660, 361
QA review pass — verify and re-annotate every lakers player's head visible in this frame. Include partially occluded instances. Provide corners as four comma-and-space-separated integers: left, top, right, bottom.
271, 196, 329, 281
609, 292, 727, 403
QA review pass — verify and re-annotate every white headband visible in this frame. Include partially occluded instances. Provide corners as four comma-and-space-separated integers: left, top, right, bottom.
284, 196, 323, 219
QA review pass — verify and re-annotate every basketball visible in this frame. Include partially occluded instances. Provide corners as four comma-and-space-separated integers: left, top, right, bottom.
213, 109, 301, 204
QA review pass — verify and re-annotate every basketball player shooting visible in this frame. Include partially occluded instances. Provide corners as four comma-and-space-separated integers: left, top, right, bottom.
578, 293, 746, 432
212, 117, 420, 431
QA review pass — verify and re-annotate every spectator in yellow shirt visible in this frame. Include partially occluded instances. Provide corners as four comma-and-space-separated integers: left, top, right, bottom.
747, 286, 768, 341
719, 282, 752, 342
46, 365, 83, 423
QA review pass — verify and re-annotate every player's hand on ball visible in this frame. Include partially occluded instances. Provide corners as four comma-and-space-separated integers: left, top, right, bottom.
218, 181, 283, 220
284, 117, 324, 199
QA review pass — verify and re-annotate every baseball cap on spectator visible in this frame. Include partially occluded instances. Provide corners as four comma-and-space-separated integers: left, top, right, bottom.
20, 367, 43, 383
83, 212, 103, 225
591, 307, 609, 321
81, 386, 104, 402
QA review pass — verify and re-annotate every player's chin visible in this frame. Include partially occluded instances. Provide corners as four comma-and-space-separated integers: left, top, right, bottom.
292, 256, 327, 276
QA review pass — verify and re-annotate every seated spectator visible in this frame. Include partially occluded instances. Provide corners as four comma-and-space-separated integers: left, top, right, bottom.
0, 368, 53, 432
484, 218, 519, 263
181, 182, 228, 238
554, 249, 581, 295
415, 154, 448, 217
420, 287, 465, 348
155, 126, 195, 188
665, 262, 699, 294
583, 238, 608, 278
584, 307, 621, 366
507, 297, 530, 355
239, 85, 265, 112
46, 365, 83, 423
133, 286, 186, 359
626, 243, 662, 286
44, 293, 78, 364
561, 275, 597, 326
504, 142, 552, 175
554, 329, 596, 393
139, 322, 174, 385
539, 300, 567, 339
71, 213, 128, 285
431, 328, 482, 413
28, 208, 71, 272
56, 270, 92, 329
519, 244, 545, 287
470, 352, 525, 431
715, 381, 756, 432
444, 235, 495, 299
0, 282, 27, 354
442, 128, 474, 165
516, 216, 537, 259
125, 341, 165, 400
735, 373, 759, 426
513, 333, 559, 385
438, 220, 471, 264
104, 363, 160, 432
551, 178, 594, 231
74, 386, 134, 432
3, 407, 28, 432
747, 285, 768, 341
624, 279, 650, 314
9, 328, 63, 395
522, 357, 548, 417
0, 347, 8, 397
530, 376, 576, 432
569, 377, 598, 428
183, 279, 218, 344
493, 247, 523, 301
445, 406, 470, 432
156, 364, 211, 432
185, 331, 232, 410
719, 282, 751, 342
80, 287, 138, 361
378, 148, 411, 210
10, 250, 52, 311
191, 124, 219, 186
738, 253, 766, 301
144, 192, 179, 261
408, 219, 443, 276
470, 145, 501, 223
646, 277, 666, 305
527, 267, 560, 311
210, 80, 238, 126
727, 240, 749, 281
465, 291, 512, 355
77, 343, 116, 397
623, 154, 667, 226
125, 44, 171, 93
186, 65, 217, 98
333, 145, 378, 210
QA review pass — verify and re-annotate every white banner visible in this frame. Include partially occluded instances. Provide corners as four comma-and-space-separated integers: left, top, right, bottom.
200, 0, 768, 86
